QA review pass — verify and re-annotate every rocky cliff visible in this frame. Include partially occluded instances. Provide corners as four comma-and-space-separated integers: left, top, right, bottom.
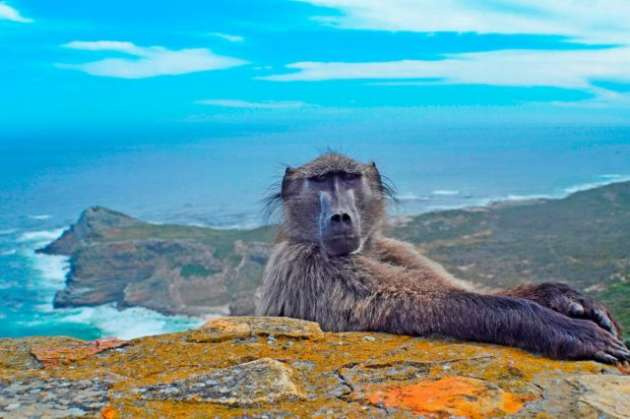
39, 206, 275, 316
1, 317, 629, 418
40, 181, 630, 331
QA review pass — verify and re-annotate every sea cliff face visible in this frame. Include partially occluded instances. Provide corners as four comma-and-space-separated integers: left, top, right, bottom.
1, 316, 629, 418
39, 207, 274, 317
39, 181, 630, 331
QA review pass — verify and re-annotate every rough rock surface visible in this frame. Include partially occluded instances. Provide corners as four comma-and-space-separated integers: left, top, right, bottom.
138, 358, 304, 406
1, 317, 628, 418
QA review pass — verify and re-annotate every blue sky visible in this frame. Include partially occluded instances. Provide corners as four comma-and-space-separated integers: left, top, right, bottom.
2, 0, 630, 141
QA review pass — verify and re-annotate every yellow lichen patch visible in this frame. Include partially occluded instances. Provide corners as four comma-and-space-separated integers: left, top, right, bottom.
367, 376, 530, 418
30, 338, 128, 367
190, 318, 252, 342
0, 338, 44, 372
1, 318, 625, 417
395, 339, 608, 393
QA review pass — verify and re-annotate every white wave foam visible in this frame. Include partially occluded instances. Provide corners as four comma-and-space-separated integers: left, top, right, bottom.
15, 227, 201, 339
34, 303, 55, 313
460, 174, 630, 212
25, 251, 201, 339
28, 214, 52, 220
18, 228, 65, 244
502, 194, 551, 201
31, 252, 69, 287
396, 193, 429, 201
564, 175, 630, 195
466, 193, 551, 210
432, 190, 460, 196
17, 231, 71, 313
0, 249, 17, 256
61, 305, 203, 340
0, 229, 17, 236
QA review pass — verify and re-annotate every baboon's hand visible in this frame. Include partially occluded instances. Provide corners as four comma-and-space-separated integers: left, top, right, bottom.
547, 315, 630, 363
520, 283, 621, 338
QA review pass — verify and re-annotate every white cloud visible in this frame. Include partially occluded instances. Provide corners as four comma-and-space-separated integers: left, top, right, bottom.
208, 32, 245, 43
262, 47, 630, 96
63, 41, 142, 54
282, 2, 630, 105
0, 1, 32, 23
56, 40, 247, 79
196, 99, 308, 109
296, 0, 630, 45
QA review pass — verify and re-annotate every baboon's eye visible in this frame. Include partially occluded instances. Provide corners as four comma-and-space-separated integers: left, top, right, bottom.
309, 174, 329, 183
340, 172, 361, 181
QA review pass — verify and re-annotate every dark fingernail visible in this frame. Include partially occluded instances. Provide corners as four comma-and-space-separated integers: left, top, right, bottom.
594, 352, 618, 364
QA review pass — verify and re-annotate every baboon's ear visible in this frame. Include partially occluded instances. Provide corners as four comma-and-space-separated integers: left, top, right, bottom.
281, 167, 295, 198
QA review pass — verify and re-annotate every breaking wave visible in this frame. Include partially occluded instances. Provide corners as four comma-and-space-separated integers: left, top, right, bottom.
9, 228, 203, 340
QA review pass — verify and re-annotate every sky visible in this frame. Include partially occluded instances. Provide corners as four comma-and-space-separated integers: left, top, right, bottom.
2, 0, 630, 143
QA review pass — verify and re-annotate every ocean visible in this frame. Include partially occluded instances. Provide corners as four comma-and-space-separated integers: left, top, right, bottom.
1, 124, 630, 340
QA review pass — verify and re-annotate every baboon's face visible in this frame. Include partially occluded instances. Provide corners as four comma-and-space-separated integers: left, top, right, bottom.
280, 154, 386, 256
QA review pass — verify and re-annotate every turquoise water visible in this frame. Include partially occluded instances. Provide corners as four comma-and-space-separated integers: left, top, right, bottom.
0, 228, 203, 340
1, 125, 630, 339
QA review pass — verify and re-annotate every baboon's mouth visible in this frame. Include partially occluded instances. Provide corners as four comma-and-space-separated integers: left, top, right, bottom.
329, 234, 358, 240
322, 234, 360, 256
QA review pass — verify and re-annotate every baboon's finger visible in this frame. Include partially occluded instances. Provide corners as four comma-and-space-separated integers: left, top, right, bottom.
594, 351, 618, 364
592, 309, 615, 335
567, 301, 585, 317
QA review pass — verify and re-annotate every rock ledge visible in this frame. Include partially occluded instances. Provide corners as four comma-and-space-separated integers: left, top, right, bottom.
1, 316, 628, 418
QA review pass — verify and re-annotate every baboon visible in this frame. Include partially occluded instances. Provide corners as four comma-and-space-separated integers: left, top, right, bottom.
257, 153, 629, 363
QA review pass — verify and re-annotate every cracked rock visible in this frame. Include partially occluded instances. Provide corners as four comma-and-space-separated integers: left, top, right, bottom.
138, 358, 304, 406
0, 378, 110, 418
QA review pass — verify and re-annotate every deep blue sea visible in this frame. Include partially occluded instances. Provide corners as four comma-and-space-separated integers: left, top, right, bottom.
2, 125, 630, 339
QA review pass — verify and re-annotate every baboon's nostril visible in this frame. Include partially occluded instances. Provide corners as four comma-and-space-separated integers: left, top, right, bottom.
331, 213, 352, 224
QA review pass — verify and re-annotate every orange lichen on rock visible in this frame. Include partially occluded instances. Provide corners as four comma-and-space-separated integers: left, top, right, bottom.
367, 376, 531, 418
100, 405, 117, 419
30, 338, 128, 367
1, 317, 627, 418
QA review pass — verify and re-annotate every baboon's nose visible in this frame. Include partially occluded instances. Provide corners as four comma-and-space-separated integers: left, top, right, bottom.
330, 212, 352, 225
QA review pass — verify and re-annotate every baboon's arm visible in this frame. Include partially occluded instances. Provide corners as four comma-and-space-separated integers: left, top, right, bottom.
367, 238, 626, 359
369, 237, 474, 290
358, 284, 629, 363
369, 237, 430, 270
497, 282, 621, 338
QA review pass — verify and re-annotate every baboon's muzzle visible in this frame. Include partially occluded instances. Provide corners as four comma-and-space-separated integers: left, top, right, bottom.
319, 192, 361, 256
322, 233, 360, 256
